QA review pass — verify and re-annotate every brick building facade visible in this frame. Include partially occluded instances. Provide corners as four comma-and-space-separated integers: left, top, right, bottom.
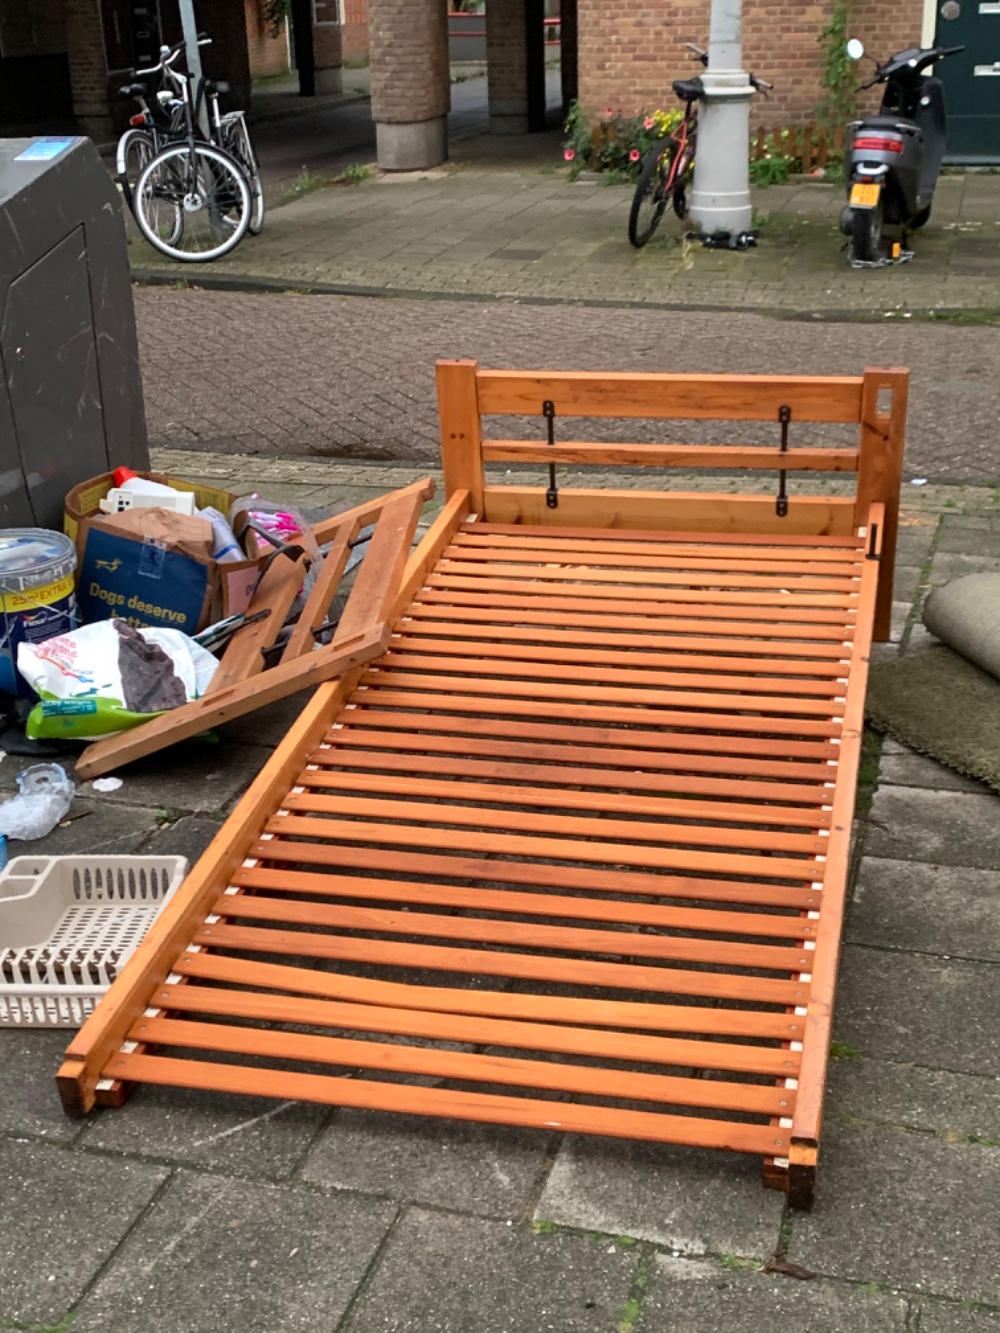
576, 0, 927, 127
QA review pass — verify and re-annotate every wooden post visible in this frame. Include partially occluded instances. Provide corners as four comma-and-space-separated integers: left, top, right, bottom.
854, 368, 909, 641
436, 359, 485, 513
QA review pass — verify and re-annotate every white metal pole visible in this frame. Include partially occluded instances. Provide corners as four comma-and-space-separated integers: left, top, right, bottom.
178, 0, 210, 136
688, 0, 753, 239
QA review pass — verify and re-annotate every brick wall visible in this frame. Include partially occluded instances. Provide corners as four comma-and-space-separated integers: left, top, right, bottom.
245, 0, 290, 79
0, 0, 65, 58
343, 0, 369, 61
314, 17, 343, 73
487, 0, 528, 119
368, 0, 449, 124
64, 0, 112, 135
577, 0, 925, 126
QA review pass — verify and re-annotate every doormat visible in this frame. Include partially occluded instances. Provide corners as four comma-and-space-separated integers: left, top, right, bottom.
865, 646, 1000, 793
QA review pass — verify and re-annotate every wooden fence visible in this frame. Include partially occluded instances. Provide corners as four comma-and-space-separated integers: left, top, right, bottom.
752, 124, 846, 172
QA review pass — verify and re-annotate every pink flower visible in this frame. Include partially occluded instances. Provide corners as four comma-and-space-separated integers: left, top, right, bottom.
644, 117, 654, 130
604, 107, 614, 118
564, 148, 575, 161
629, 148, 641, 162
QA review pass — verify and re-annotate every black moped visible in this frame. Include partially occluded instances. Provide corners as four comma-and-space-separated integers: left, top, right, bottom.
840, 39, 964, 264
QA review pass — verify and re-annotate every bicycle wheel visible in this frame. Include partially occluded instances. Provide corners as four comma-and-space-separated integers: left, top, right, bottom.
225, 113, 265, 235
116, 128, 155, 213
134, 142, 251, 262
671, 146, 695, 221
628, 144, 676, 248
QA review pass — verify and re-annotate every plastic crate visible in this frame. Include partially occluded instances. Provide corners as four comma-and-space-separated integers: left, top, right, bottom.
0, 855, 187, 1027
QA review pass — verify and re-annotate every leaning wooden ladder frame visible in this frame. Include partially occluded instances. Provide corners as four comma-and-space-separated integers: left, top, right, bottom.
59, 360, 908, 1208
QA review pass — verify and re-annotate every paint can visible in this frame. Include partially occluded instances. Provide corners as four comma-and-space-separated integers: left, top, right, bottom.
0, 530, 78, 697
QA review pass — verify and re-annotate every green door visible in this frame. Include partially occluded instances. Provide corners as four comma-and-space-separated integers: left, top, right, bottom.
935, 0, 1000, 161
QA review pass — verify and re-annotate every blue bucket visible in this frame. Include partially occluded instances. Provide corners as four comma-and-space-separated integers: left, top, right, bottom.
0, 530, 78, 697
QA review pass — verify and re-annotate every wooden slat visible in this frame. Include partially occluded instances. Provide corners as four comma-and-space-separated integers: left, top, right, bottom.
233, 866, 820, 939
462, 521, 864, 550
175, 951, 804, 1040
354, 687, 843, 738
474, 369, 864, 422
193, 922, 810, 1006
435, 558, 860, 595
175, 952, 802, 1040
276, 792, 827, 854
297, 769, 831, 828
310, 743, 832, 805
105, 1054, 788, 1156
482, 488, 857, 535
334, 483, 433, 643
438, 359, 484, 510
445, 541, 863, 577
428, 573, 857, 611
212, 895, 813, 972
263, 815, 822, 881
250, 839, 823, 910
209, 552, 307, 691
854, 369, 909, 640
330, 709, 841, 761
133, 1016, 792, 1116
482, 441, 860, 470
282, 522, 354, 661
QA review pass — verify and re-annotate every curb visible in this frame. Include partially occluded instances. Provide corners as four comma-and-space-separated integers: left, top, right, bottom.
129, 268, 1000, 324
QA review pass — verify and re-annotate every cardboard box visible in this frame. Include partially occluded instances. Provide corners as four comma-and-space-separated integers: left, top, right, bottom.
64, 471, 237, 545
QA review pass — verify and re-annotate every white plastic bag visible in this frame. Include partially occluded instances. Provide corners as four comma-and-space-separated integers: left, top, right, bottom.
0, 763, 74, 840
18, 619, 218, 741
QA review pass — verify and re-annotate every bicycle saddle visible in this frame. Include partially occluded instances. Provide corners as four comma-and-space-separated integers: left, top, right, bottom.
203, 79, 230, 95
119, 83, 147, 98
672, 77, 704, 103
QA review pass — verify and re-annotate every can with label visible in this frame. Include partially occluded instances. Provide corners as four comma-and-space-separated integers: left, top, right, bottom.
0, 530, 78, 697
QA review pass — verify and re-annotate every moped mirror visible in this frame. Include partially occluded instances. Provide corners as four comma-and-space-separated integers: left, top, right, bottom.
846, 38, 865, 60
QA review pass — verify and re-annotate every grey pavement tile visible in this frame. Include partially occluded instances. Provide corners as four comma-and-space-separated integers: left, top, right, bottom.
346, 1207, 638, 1333
917, 1304, 1000, 1331
139, 813, 224, 864
928, 551, 1000, 586
790, 1124, 1000, 1304
0, 1137, 168, 1325
848, 857, 1000, 959
835, 944, 1000, 1076
864, 786, 1000, 870
828, 1057, 1000, 1142
876, 750, 990, 794
302, 1108, 550, 1218
0, 1028, 85, 1143
72, 742, 267, 814
80, 1086, 329, 1178
73, 1171, 397, 1333
636, 1256, 908, 1331
535, 1136, 784, 1258
891, 565, 923, 602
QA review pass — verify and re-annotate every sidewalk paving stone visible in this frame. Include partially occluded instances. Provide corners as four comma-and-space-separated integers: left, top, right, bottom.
0, 1137, 168, 1325
875, 749, 989, 794
80, 1089, 329, 1179
848, 858, 1000, 959
345, 1208, 639, 1333
788, 1124, 1000, 1305
917, 1306, 1000, 1331
72, 1172, 397, 1333
535, 1136, 784, 1258
834, 946, 1000, 1078
0, 1028, 88, 1144
302, 1109, 552, 1219
635, 1256, 909, 1332
828, 1057, 1000, 1143
864, 786, 1000, 869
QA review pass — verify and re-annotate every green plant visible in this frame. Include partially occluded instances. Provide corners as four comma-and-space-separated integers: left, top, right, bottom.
817, 0, 857, 130
338, 162, 373, 184
561, 99, 682, 182
260, 0, 289, 40
277, 167, 326, 205
749, 130, 794, 186
830, 1039, 861, 1060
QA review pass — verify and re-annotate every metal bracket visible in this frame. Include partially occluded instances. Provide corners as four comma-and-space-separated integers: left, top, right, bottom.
543, 399, 558, 509
775, 404, 791, 518
867, 522, 880, 560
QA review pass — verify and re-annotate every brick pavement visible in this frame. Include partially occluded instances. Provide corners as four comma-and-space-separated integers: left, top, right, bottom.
2, 471, 1000, 1331
137, 287, 1000, 482
128, 160, 1000, 313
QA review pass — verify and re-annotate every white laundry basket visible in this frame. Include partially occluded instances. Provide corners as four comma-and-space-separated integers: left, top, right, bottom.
0, 855, 187, 1027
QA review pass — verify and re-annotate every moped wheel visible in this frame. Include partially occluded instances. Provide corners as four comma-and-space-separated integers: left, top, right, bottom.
628, 145, 675, 248
851, 201, 883, 263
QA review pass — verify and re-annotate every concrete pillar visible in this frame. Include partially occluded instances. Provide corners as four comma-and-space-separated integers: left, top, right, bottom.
368, 0, 449, 170
486, 0, 528, 134
689, 0, 754, 237
64, 0, 112, 138
312, 8, 343, 95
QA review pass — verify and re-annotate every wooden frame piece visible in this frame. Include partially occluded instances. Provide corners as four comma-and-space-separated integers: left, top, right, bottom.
74, 479, 435, 779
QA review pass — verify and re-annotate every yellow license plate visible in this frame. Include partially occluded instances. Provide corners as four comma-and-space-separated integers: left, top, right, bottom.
850, 182, 881, 208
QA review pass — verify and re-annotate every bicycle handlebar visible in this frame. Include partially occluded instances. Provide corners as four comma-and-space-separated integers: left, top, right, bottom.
135, 34, 211, 77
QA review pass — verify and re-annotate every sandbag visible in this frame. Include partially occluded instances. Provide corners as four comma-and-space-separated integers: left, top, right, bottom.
922, 572, 1000, 682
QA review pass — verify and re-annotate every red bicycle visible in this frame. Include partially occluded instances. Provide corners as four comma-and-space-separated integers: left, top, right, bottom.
628, 44, 772, 248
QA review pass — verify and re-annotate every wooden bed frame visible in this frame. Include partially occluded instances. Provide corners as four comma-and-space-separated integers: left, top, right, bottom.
58, 359, 908, 1209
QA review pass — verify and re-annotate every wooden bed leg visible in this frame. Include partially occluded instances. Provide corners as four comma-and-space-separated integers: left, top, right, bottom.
855, 367, 909, 642
786, 1143, 818, 1211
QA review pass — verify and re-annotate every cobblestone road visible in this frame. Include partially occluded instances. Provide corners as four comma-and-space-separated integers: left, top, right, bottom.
138, 287, 1000, 483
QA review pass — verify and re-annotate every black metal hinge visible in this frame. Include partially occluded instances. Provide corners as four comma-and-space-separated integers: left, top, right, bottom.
775, 404, 791, 518
543, 399, 558, 509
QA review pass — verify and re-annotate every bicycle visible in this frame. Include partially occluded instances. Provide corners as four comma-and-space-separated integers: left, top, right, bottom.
628, 44, 772, 248
119, 37, 263, 260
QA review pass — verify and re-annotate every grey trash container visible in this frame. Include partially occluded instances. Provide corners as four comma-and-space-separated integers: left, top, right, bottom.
0, 136, 149, 530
